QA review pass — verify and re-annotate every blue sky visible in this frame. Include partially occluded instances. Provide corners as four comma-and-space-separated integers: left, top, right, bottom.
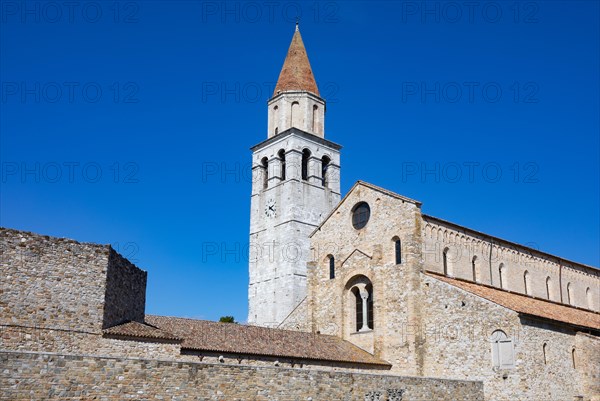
1, 1, 598, 322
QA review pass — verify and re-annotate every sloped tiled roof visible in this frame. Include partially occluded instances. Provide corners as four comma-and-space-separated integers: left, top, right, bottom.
145, 315, 389, 366
273, 26, 320, 96
103, 320, 182, 341
427, 272, 600, 331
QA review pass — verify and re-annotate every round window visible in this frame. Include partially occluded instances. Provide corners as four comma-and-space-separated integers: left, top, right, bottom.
352, 202, 370, 230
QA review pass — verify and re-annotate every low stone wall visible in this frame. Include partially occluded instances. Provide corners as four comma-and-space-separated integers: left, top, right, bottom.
0, 350, 484, 400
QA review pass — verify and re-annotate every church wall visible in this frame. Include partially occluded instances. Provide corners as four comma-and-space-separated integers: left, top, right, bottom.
420, 274, 592, 401
308, 184, 424, 376
0, 228, 110, 334
575, 332, 600, 400
0, 350, 484, 401
421, 218, 600, 312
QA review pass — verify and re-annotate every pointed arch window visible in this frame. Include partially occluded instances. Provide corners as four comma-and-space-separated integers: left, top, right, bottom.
499, 264, 506, 289
571, 348, 576, 369
545, 277, 551, 300
567, 282, 573, 305
587, 287, 593, 310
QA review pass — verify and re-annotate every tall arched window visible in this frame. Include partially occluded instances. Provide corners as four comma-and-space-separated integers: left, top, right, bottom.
273, 105, 279, 135
524, 271, 530, 295
499, 264, 506, 289
587, 287, 593, 310
328, 255, 335, 280
571, 348, 576, 369
567, 283, 573, 305
490, 330, 514, 369
542, 343, 548, 365
545, 277, 551, 300
321, 155, 330, 187
312, 104, 318, 132
347, 276, 374, 332
261, 157, 268, 189
443, 247, 449, 275
291, 101, 300, 128
301, 149, 311, 181
472, 256, 479, 282
393, 237, 402, 265
277, 149, 286, 180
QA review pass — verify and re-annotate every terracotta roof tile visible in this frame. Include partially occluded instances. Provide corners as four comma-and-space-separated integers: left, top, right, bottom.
273, 27, 319, 96
103, 320, 182, 341
143, 315, 390, 366
427, 272, 600, 330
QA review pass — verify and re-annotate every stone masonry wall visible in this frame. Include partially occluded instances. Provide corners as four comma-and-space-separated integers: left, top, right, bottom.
422, 217, 600, 312
0, 228, 109, 334
421, 274, 592, 401
102, 248, 147, 328
576, 332, 600, 401
0, 350, 484, 401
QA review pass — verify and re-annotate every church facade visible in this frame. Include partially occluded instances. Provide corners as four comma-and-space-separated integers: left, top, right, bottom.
1, 26, 599, 401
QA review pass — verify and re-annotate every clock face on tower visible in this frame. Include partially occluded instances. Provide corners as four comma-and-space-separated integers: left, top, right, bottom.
265, 199, 277, 218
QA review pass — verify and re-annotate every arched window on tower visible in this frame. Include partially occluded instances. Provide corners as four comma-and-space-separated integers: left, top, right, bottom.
567, 282, 573, 305
546, 277, 552, 300
572, 348, 576, 369
524, 271, 530, 295
261, 157, 268, 189
273, 105, 279, 135
277, 149, 286, 180
472, 256, 479, 282
291, 101, 300, 128
328, 255, 335, 279
393, 237, 402, 265
499, 264, 506, 289
321, 155, 330, 187
312, 105, 318, 133
301, 149, 311, 181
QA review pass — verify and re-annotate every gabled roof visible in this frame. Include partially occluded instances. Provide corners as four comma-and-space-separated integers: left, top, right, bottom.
273, 26, 320, 96
426, 272, 600, 331
310, 181, 421, 237
104, 315, 391, 367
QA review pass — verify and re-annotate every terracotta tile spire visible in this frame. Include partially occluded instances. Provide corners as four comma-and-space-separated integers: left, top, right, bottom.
273, 24, 320, 97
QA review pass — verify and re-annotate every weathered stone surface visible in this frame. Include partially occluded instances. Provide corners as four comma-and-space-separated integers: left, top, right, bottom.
0, 351, 484, 401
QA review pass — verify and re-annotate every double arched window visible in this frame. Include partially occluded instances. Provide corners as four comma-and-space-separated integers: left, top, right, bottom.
347, 275, 374, 332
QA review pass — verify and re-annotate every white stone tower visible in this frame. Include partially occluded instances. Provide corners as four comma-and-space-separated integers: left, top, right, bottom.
248, 26, 341, 327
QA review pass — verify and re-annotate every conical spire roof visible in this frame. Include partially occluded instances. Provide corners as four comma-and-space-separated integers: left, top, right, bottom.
273, 25, 320, 97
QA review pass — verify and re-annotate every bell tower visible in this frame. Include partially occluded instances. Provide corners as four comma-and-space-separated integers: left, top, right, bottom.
248, 25, 341, 327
